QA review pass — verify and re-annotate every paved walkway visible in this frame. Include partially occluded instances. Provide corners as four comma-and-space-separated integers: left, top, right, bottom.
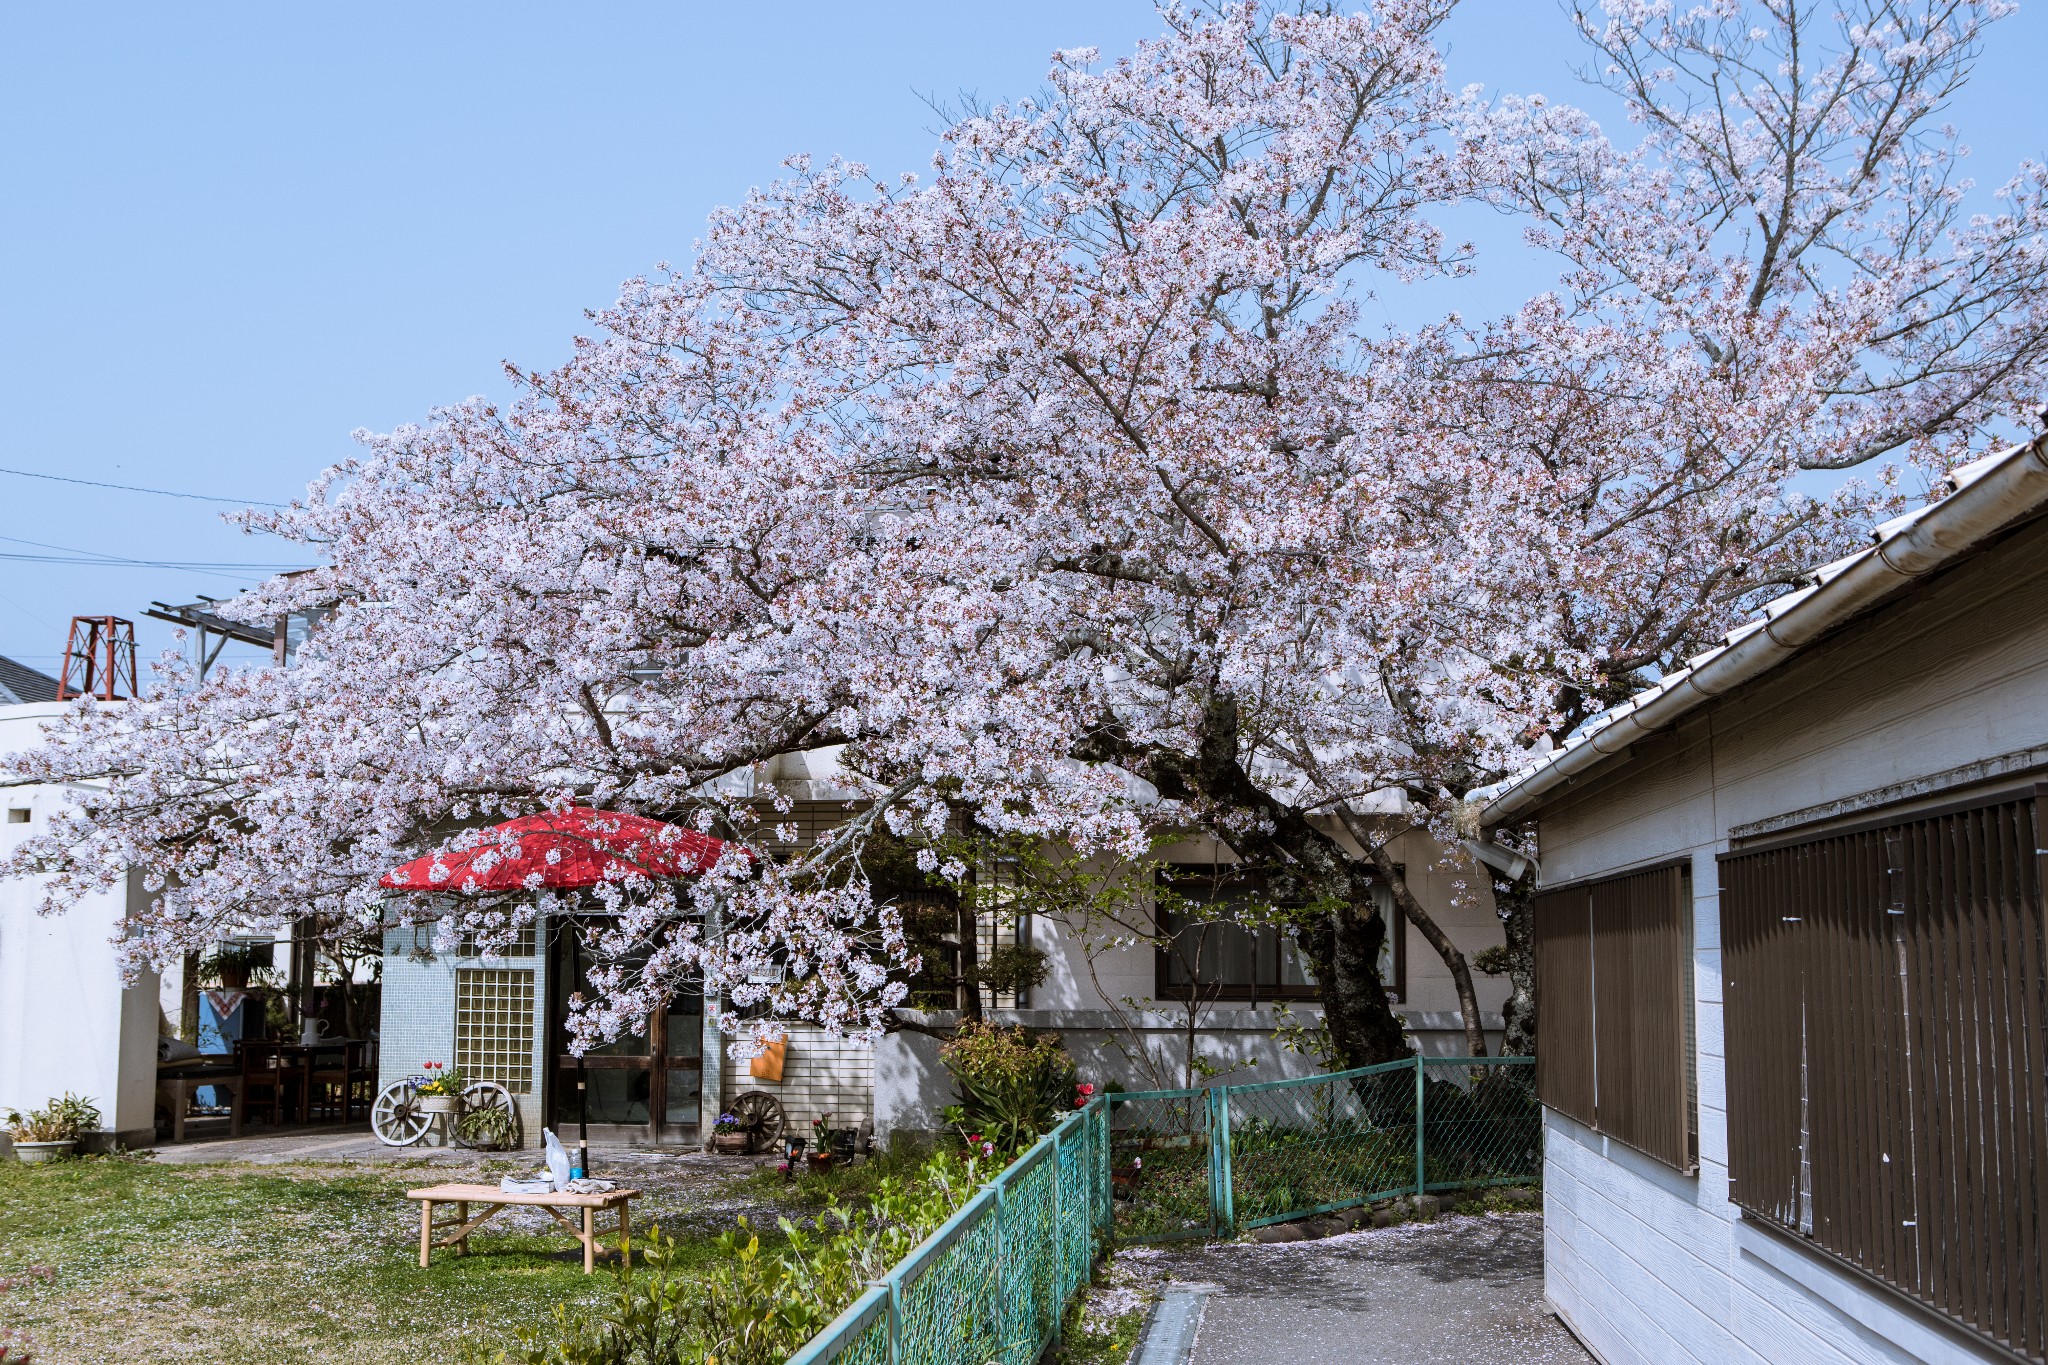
1133, 1212, 1590, 1365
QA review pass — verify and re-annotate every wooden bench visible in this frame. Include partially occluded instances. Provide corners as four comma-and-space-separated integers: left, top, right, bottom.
154, 1062, 244, 1143
405, 1182, 640, 1273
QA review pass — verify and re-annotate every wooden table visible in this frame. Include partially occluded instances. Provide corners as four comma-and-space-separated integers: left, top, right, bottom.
405, 1182, 639, 1274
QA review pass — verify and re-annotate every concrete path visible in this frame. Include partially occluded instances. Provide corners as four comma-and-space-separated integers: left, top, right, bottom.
1132, 1212, 1590, 1365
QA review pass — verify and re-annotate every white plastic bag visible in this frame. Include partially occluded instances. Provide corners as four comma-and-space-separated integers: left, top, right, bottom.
542, 1128, 572, 1191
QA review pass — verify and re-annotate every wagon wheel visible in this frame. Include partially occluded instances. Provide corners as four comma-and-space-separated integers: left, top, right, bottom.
729, 1090, 787, 1155
371, 1080, 430, 1147
454, 1081, 521, 1151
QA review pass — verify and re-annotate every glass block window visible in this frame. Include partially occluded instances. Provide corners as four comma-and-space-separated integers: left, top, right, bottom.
457, 926, 537, 959
454, 969, 535, 1093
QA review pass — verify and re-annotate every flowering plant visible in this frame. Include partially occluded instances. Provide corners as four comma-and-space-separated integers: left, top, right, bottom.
415, 1062, 464, 1098
1073, 1082, 1096, 1110
713, 1111, 744, 1135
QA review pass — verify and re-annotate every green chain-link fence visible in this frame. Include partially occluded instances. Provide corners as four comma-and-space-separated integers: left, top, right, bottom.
786, 1098, 1112, 1365
1113, 1056, 1538, 1239
785, 1056, 1537, 1363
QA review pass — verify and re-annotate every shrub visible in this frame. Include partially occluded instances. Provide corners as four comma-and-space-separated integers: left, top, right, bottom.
936, 1019, 1076, 1152
475, 1149, 990, 1365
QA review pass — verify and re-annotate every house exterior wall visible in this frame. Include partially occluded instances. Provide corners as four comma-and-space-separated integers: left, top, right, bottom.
1530, 514, 2048, 1365
717, 1023, 873, 1138
0, 703, 160, 1148
875, 825, 1511, 1138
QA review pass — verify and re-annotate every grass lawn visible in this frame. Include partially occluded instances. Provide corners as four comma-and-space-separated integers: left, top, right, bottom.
0, 1154, 799, 1365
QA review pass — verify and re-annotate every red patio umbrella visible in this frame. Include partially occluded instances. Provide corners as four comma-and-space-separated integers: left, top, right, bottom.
378, 806, 745, 893
379, 806, 750, 1178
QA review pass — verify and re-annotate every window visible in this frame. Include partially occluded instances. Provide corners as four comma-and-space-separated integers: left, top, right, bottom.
1533, 861, 1695, 1172
1720, 786, 2047, 1361
1153, 867, 1402, 1005
889, 853, 1033, 1011
454, 968, 535, 1093
457, 926, 536, 959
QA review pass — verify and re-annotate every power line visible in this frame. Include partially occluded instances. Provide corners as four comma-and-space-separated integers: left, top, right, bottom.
0, 534, 311, 582
0, 463, 285, 507
0, 552, 306, 570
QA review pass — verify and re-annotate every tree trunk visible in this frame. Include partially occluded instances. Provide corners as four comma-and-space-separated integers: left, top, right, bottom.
1491, 867, 1537, 1057
1296, 895, 1410, 1068
1330, 809, 1489, 1059
1084, 694, 1413, 1070
179, 949, 201, 1043
1372, 854, 1487, 1058
955, 898, 983, 1022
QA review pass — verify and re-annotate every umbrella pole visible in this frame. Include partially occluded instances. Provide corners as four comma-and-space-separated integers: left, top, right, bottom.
569, 919, 591, 1180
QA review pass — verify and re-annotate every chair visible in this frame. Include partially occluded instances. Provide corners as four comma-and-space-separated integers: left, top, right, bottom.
234, 1040, 288, 1130
310, 1041, 372, 1124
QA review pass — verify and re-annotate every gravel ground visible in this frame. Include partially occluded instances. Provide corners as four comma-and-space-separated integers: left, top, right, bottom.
1129, 1211, 1590, 1365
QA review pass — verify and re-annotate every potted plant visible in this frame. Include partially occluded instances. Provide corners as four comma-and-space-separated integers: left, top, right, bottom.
198, 941, 274, 991
806, 1113, 837, 1171
415, 1062, 464, 1114
6, 1094, 99, 1164
709, 1111, 750, 1154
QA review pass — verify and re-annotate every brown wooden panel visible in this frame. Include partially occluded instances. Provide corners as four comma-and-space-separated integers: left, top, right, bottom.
1533, 885, 1594, 1128
1720, 790, 2047, 1363
1590, 863, 1694, 1171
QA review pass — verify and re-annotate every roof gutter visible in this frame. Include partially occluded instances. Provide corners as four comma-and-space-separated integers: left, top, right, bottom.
1480, 431, 2048, 828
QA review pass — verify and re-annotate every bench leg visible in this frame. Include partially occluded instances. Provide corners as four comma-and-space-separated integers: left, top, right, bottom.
457, 1201, 469, 1256
583, 1206, 595, 1274
419, 1199, 433, 1268
619, 1204, 631, 1271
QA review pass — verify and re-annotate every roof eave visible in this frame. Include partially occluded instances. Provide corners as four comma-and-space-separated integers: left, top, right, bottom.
1479, 430, 2048, 828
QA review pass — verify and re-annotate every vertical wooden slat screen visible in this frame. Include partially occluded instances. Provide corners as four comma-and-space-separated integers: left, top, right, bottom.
1534, 863, 1694, 1171
1534, 885, 1595, 1127
1591, 863, 1694, 1171
1721, 788, 2048, 1364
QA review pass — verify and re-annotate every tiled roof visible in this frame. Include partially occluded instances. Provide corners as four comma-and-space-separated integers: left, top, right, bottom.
0, 653, 59, 704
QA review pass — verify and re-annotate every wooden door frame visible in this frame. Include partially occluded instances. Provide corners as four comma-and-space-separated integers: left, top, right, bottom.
543, 918, 702, 1145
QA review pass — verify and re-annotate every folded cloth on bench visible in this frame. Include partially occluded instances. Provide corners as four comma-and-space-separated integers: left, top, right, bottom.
563, 1177, 617, 1194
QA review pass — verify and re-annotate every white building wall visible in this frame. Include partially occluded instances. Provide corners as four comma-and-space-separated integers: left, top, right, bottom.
0, 702, 160, 1146
1531, 515, 2048, 1365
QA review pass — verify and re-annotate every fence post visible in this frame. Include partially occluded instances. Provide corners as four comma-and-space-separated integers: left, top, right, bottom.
1049, 1134, 1066, 1350
1209, 1085, 1236, 1237
1096, 1100, 1112, 1234
886, 1270, 903, 1365
1413, 1055, 1427, 1198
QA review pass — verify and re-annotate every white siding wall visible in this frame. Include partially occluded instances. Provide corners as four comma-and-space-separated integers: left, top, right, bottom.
0, 703, 160, 1147
1533, 515, 2048, 1365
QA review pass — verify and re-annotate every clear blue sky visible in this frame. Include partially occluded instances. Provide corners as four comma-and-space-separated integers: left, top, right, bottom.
3, 2, 2043, 676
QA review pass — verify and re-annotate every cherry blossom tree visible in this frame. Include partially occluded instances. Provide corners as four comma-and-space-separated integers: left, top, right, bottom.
1413, 0, 2048, 1054
7, 0, 2046, 1069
